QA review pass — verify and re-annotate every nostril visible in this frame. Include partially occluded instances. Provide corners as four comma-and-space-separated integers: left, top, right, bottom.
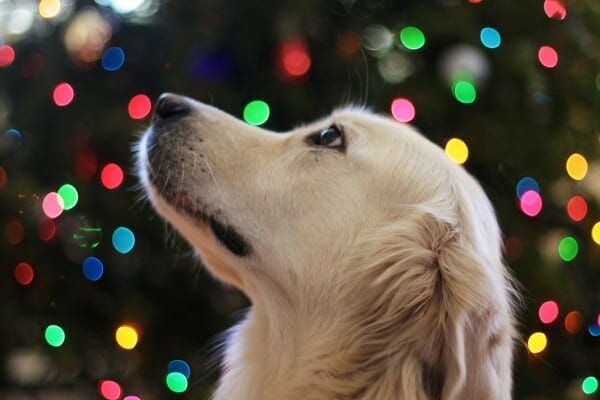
155, 93, 190, 120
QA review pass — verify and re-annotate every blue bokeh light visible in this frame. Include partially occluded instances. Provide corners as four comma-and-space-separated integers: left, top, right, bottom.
82, 256, 104, 281
3, 129, 22, 149
516, 177, 540, 199
480, 27, 501, 49
101, 47, 125, 71
168, 359, 191, 379
112, 226, 135, 254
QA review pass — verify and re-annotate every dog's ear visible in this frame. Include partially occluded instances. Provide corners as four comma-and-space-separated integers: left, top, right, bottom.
347, 210, 515, 399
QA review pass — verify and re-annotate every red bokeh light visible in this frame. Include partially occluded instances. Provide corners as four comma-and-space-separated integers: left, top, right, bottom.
538, 300, 559, 324
277, 39, 311, 80
53, 82, 75, 106
99, 380, 122, 400
0, 165, 6, 189
38, 218, 56, 241
538, 46, 558, 68
6, 219, 25, 245
543, 0, 567, 20
564, 310, 583, 334
100, 163, 124, 190
336, 31, 362, 58
128, 94, 152, 120
0, 45, 15, 67
467, 0, 483, 3
14, 262, 34, 286
75, 150, 98, 181
566, 195, 587, 222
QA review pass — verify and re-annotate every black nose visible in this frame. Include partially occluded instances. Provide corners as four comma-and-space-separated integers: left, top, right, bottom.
154, 93, 190, 120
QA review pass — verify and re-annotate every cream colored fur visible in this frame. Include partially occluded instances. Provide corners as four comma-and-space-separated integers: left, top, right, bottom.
137, 97, 518, 400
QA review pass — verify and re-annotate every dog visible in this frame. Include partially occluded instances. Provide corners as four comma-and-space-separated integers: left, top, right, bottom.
136, 93, 518, 400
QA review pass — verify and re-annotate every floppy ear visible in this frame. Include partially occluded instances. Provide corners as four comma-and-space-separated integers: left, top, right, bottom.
346, 209, 515, 399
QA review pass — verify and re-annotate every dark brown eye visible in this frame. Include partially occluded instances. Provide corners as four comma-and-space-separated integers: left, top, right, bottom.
307, 126, 345, 149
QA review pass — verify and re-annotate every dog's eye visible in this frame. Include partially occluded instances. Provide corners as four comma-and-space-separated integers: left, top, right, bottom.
307, 126, 345, 149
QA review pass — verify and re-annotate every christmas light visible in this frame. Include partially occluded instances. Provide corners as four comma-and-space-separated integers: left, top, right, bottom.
520, 190, 542, 217
102, 47, 126, 71
516, 177, 539, 199
480, 27, 501, 49
538, 300, 559, 324
390, 98, 415, 123
115, 324, 139, 350
42, 192, 65, 219
128, 94, 152, 119
82, 257, 104, 281
112, 226, 135, 254
527, 332, 547, 354
100, 163, 124, 190
53, 82, 75, 107
566, 195, 587, 222
566, 153, 588, 180
538, 46, 559, 68
445, 138, 469, 165
243, 100, 270, 126
0, 45, 16, 67
166, 372, 188, 393
14, 262, 34, 286
168, 359, 191, 379
99, 380, 121, 400
558, 236, 578, 262
399, 26, 425, 50
45, 324, 66, 347
57, 183, 79, 210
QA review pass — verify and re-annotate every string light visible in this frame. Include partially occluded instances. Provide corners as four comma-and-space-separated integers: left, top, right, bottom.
39, 0, 61, 19
82, 257, 104, 281
0, 45, 16, 67
566, 153, 588, 180
582, 376, 599, 395
128, 94, 152, 119
53, 82, 75, 107
14, 262, 34, 286
45, 324, 66, 347
445, 138, 469, 165
564, 311, 583, 334
99, 380, 122, 400
527, 332, 548, 354
558, 236, 578, 262
566, 195, 587, 222
38, 219, 56, 241
543, 0, 567, 20
516, 177, 539, 199
243, 100, 270, 126
101, 47, 125, 71
166, 371, 188, 393
592, 222, 600, 245
520, 190, 542, 217
390, 97, 416, 123
112, 226, 135, 254
6, 219, 25, 245
168, 359, 191, 379
480, 27, 501, 49
42, 192, 65, 219
452, 80, 477, 103
399, 26, 426, 50
57, 183, 79, 210
115, 324, 139, 350
100, 163, 124, 190
538, 46, 559, 68
538, 300, 559, 324
277, 39, 311, 80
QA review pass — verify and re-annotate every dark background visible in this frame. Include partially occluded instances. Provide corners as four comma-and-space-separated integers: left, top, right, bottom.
1, 0, 599, 399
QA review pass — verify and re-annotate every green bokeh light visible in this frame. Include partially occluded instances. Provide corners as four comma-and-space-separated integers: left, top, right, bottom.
558, 236, 578, 262
57, 183, 78, 210
166, 372, 188, 393
45, 324, 65, 347
243, 100, 270, 126
582, 376, 598, 395
452, 80, 477, 104
399, 26, 425, 50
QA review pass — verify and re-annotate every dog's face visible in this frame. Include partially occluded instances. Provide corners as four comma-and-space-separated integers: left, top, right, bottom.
137, 94, 499, 303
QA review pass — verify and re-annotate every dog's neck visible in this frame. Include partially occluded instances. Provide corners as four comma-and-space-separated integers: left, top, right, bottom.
211, 297, 433, 400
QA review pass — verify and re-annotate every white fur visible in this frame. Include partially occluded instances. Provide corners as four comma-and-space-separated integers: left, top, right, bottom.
137, 98, 518, 399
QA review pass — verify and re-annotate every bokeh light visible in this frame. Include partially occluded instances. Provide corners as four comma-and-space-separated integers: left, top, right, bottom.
115, 324, 139, 350
112, 226, 135, 254
538, 300, 559, 324
101, 47, 125, 71
57, 183, 79, 210
73, 217, 102, 248
558, 236, 578, 262
538, 46, 559, 68
168, 359, 191, 379
0, 45, 16, 67
566, 153, 588, 180
42, 192, 65, 219
564, 311, 583, 334
566, 195, 587, 222
582, 376, 599, 395
527, 332, 548, 354
76, 150, 98, 181
6, 219, 25, 244
399, 26, 425, 50
0, 166, 6, 188
243, 100, 270, 126
516, 177, 539, 199
480, 27, 501, 49
53, 82, 75, 107
4, 128, 22, 149
14, 262, 34, 286
468, 0, 483, 3
128, 94, 152, 119
520, 190, 542, 217
452, 80, 477, 103
99, 380, 121, 400
39, 0, 61, 19
45, 324, 66, 347
123, 397, 141, 400
277, 39, 311, 80
544, 0, 567, 20
38, 218, 56, 241
589, 324, 600, 337
82, 257, 104, 281
445, 138, 469, 165
166, 371, 188, 393
390, 97, 415, 123
100, 163, 124, 190
592, 222, 600, 245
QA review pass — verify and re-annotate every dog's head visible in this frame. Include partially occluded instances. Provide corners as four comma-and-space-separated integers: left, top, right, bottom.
137, 94, 516, 397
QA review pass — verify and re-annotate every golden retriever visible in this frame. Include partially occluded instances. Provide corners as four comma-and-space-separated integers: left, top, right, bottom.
136, 93, 518, 399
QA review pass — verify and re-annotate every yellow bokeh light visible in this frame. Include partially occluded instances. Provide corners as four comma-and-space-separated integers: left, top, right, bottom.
115, 324, 138, 350
566, 153, 588, 180
39, 0, 61, 19
527, 332, 548, 354
445, 138, 469, 165
592, 222, 600, 245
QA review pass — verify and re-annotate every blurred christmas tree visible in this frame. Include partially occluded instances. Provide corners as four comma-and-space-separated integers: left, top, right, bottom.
1, 0, 599, 399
